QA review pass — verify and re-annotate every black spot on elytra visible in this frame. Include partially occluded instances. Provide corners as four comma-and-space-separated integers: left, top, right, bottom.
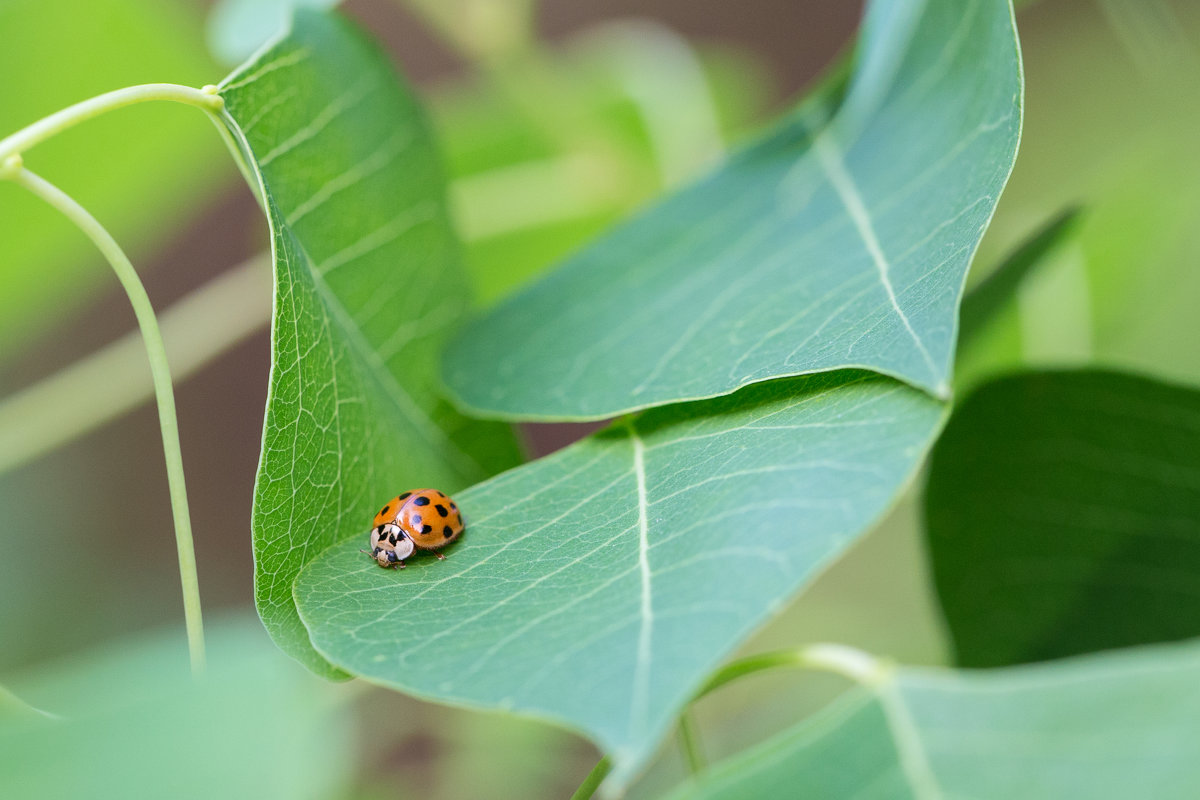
435, 504, 448, 517
379, 504, 391, 517
412, 514, 423, 526
450, 502, 458, 511
398, 492, 412, 500
443, 526, 454, 538
413, 496, 430, 506
436, 491, 446, 497
421, 524, 433, 534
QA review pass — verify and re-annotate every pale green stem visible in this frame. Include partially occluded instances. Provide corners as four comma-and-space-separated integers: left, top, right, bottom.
0, 83, 223, 163
677, 708, 707, 775
695, 643, 890, 701
569, 755, 612, 800
0, 255, 271, 475
5, 165, 206, 675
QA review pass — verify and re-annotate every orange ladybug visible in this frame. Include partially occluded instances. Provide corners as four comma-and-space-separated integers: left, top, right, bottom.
362, 489, 464, 569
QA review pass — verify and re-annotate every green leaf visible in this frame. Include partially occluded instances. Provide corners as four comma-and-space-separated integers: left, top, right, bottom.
0, 0, 226, 363
294, 372, 945, 789
442, 0, 1022, 420
924, 370, 1200, 668
664, 640, 1200, 800
218, 9, 521, 676
957, 208, 1082, 352
0, 615, 354, 799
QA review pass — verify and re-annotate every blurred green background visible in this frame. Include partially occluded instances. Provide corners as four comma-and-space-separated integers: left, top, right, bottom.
1, 0, 1197, 797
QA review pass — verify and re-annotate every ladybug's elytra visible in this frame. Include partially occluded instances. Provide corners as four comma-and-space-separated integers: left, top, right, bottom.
362, 489, 464, 569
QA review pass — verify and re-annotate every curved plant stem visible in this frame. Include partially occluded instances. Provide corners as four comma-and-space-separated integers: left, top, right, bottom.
5, 165, 206, 675
695, 643, 889, 701
569, 755, 612, 800
677, 708, 706, 775
0, 84, 223, 163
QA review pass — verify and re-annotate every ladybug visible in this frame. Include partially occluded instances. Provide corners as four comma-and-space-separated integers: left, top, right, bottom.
361, 489, 464, 569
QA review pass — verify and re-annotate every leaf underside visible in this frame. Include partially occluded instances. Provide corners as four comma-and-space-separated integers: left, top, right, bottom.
443, 0, 1022, 420
219, 10, 520, 677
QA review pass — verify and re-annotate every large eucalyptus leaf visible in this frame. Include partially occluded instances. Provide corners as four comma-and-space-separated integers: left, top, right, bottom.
218, 10, 521, 676
294, 372, 945, 790
442, 0, 1022, 420
925, 370, 1200, 668
0, 615, 354, 799
665, 639, 1200, 799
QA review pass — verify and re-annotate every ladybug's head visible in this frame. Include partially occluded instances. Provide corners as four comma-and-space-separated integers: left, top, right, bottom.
366, 522, 415, 567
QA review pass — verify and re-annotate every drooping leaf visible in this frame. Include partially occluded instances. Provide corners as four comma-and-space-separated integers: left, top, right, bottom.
442, 0, 1022, 420
664, 639, 1200, 800
294, 372, 945, 789
0, 615, 354, 800
924, 370, 1200, 668
218, 10, 521, 676
0, 0, 226, 363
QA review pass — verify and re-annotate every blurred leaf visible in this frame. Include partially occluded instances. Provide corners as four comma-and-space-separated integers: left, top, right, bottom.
218, 10, 521, 676
925, 370, 1200, 668
295, 372, 945, 790
434, 22, 773, 305
982, 2, 1200, 384
443, 0, 1022, 420
206, 0, 342, 67
958, 208, 1081, 351
0, 684, 50, 721
0, 0, 226, 364
0, 615, 354, 799
664, 640, 1200, 800
953, 209, 1084, 391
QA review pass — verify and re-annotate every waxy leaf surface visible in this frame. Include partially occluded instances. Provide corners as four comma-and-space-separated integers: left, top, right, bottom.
220, 10, 520, 676
443, 0, 1022, 420
295, 372, 944, 789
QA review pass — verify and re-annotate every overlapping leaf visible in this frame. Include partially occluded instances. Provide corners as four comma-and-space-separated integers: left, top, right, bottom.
665, 640, 1200, 799
219, 10, 520, 676
925, 370, 1200, 668
443, 0, 1022, 420
295, 372, 944, 789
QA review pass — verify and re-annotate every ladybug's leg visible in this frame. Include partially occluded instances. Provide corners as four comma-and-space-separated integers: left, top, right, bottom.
434, 552, 446, 561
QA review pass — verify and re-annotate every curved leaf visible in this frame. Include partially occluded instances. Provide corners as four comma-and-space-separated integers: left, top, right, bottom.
443, 0, 1023, 420
218, 10, 521, 676
925, 370, 1200, 668
665, 640, 1200, 799
295, 372, 944, 789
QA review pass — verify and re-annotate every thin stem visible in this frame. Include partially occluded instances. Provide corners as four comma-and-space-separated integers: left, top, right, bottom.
569, 756, 612, 800
0, 84, 223, 163
6, 166, 206, 675
0, 255, 271, 475
677, 709, 707, 775
696, 643, 890, 701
